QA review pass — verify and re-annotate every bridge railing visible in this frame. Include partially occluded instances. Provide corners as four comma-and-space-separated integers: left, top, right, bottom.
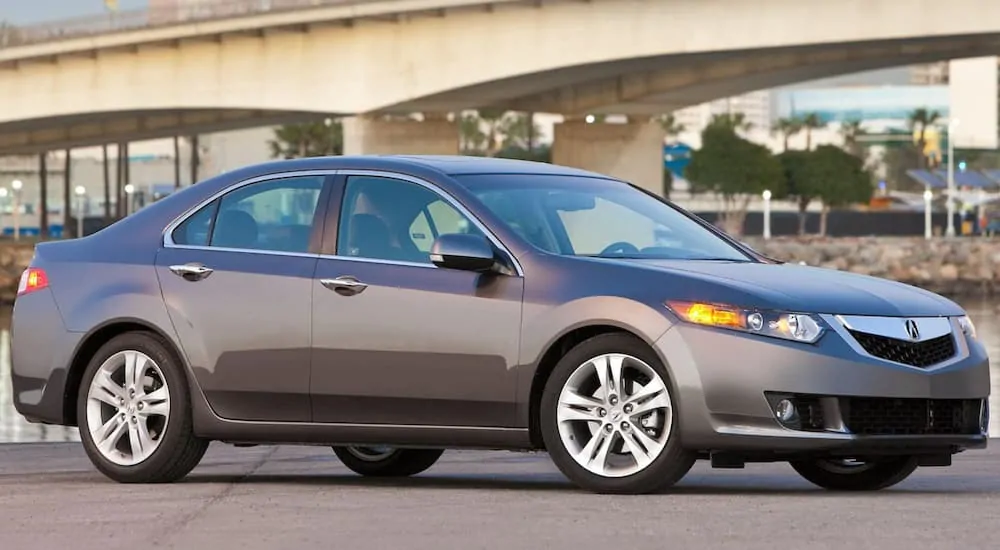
0, 0, 365, 49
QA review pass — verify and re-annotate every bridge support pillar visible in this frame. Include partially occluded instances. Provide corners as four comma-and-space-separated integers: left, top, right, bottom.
552, 119, 665, 196
342, 116, 459, 155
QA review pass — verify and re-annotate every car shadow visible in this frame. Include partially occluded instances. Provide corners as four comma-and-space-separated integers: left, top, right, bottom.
170, 471, 1000, 496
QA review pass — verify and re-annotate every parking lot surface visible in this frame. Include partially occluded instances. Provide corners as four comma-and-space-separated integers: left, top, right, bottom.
0, 442, 997, 549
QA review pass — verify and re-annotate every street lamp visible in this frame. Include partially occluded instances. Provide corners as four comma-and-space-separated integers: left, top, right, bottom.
946, 118, 960, 237
762, 189, 772, 240
323, 118, 336, 155
11, 179, 22, 241
74, 185, 86, 238
124, 183, 135, 216
923, 188, 933, 240
0, 187, 7, 239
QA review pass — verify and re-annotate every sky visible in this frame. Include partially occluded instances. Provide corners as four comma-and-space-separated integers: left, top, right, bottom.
3, 0, 148, 25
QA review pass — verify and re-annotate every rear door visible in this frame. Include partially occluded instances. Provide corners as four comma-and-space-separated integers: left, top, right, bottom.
155, 172, 332, 422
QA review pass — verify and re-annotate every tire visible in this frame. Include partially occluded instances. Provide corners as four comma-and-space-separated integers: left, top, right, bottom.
77, 331, 208, 483
789, 457, 919, 491
539, 332, 696, 494
332, 446, 444, 477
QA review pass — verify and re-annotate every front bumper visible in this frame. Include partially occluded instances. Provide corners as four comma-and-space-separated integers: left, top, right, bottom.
656, 316, 990, 457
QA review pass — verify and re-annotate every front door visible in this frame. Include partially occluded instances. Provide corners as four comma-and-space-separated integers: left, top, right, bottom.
310, 173, 523, 428
156, 174, 330, 422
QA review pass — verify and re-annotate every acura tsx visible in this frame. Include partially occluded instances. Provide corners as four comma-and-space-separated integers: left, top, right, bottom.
10, 155, 990, 494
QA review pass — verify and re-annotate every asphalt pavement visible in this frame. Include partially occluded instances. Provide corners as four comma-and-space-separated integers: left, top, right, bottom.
0, 442, 997, 549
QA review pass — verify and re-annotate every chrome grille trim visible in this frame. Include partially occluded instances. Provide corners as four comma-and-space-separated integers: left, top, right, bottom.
820, 314, 969, 371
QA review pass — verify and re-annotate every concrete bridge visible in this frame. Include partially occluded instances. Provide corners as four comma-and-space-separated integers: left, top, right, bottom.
2, 0, 1000, 192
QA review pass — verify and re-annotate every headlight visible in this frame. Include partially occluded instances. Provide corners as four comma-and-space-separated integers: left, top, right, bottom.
665, 301, 825, 344
958, 315, 978, 340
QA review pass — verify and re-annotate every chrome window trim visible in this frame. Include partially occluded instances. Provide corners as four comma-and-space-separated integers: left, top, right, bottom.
160, 168, 525, 276
335, 169, 524, 277
820, 314, 969, 371
162, 169, 336, 249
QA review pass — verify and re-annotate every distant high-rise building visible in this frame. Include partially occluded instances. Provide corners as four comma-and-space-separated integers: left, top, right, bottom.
672, 90, 773, 135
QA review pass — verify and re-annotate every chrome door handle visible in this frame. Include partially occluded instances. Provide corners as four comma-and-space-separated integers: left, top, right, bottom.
169, 263, 214, 281
320, 276, 368, 296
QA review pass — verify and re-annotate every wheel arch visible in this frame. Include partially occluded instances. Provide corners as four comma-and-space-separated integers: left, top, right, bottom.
63, 317, 188, 427
527, 323, 666, 449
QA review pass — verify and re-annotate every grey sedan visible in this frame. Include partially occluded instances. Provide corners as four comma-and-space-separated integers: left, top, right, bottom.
10, 155, 990, 494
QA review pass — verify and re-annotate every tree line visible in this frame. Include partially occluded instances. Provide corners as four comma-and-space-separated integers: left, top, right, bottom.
686, 112, 872, 236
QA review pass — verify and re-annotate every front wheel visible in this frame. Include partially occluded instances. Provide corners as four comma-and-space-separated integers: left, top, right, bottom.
332, 446, 444, 477
789, 457, 919, 491
539, 333, 696, 494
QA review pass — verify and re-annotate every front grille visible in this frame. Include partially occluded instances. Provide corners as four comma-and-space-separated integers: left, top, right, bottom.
848, 330, 956, 368
842, 397, 983, 435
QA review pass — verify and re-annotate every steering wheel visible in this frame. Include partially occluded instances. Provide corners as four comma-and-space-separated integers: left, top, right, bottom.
599, 241, 640, 256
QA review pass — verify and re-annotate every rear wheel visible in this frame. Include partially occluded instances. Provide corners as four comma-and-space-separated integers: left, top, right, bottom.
332, 446, 444, 477
539, 333, 696, 494
789, 457, 919, 491
77, 331, 208, 483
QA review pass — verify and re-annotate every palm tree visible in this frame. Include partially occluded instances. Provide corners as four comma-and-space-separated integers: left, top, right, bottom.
458, 112, 488, 155
907, 108, 941, 169
268, 119, 343, 159
800, 112, 824, 150
658, 113, 685, 143
708, 112, 753, 133
477, 108, 508, 157
839, 119, 867, 158
772, 117, 803, 151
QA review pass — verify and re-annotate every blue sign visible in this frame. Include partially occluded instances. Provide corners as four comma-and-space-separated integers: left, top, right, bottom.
664, 142, 692, 178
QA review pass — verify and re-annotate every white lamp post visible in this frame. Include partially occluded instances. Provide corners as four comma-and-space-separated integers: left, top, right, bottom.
0, 187, 7, 238
124, 183, 135, 216
74, 185, 86, 238
762, 189, 772, 240
11, 179, 22, 241
977, 187, 986, 236
923, 188, 933, 240
946, 118, 959, 237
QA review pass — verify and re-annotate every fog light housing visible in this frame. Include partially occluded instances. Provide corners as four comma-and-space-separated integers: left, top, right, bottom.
775, 399, 798, 424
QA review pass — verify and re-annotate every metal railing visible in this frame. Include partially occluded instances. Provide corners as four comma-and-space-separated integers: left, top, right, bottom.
0, 0, 371, 49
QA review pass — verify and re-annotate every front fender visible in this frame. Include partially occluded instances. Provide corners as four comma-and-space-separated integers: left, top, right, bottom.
515, 295, 675, 421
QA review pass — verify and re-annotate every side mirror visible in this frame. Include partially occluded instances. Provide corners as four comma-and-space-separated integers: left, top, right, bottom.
429, 233, 497, 272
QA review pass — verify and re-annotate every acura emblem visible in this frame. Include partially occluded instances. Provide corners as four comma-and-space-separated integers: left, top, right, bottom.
904, 319, 920, 341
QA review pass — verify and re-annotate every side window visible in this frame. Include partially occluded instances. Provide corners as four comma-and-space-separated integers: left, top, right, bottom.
337, 176, 482, 264
171, 199, 218, 246
171, 176, 325, 253
409, 199, 475, 252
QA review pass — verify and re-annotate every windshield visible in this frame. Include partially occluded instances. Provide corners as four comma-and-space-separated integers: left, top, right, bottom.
453, 174, 751, 261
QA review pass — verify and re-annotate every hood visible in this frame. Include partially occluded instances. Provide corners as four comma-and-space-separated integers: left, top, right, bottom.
622, 259, 964, 317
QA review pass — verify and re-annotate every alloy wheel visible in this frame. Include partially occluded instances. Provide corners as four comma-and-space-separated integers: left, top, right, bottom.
85, 350, 171, 467
556, 352, 672, 478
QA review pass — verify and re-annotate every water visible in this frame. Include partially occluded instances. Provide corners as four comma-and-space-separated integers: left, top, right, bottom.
1, 301, 999, 443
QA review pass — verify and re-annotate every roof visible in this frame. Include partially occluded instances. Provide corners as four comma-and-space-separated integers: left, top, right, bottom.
230, 154, 613, 180
906, 169, 1000, 189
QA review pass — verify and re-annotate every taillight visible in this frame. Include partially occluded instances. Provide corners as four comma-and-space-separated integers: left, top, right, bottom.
17, 267, 49, 296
